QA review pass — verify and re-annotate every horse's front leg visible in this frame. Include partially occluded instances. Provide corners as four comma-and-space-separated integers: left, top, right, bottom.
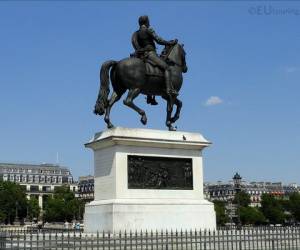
165, 97, 176, 131
123, 88, 147, 125
170, 97, 182, 123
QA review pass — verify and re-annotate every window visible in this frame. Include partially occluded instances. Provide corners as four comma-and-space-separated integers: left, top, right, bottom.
40, 175, 45, 183
28, 175, 33, 183
58, 176, 62, 183
42, 186, 51, 192
34, 175, 40, 183
30, 185, 39, 192
22, 175, 27, 182
46, 176, 51, 183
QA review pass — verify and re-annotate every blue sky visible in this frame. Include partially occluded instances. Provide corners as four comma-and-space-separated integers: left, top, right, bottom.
0, 2, 299, 183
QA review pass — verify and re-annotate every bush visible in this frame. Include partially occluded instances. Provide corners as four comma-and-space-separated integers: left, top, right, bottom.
213, 200, 229, 226
240, 206, 266, 225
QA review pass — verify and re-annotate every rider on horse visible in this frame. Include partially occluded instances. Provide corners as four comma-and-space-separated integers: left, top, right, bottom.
131, 15, 178, 105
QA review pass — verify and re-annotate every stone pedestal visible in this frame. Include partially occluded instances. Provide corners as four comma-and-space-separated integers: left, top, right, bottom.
84, 127, 216, 232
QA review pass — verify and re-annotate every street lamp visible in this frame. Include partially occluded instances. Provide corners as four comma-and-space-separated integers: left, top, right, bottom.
233, 172, 242, 228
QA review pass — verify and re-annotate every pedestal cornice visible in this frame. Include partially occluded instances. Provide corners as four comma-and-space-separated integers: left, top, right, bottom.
85, 127, 211, 151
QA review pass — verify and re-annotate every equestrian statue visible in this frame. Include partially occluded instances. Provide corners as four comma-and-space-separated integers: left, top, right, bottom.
94, 15, 187, 131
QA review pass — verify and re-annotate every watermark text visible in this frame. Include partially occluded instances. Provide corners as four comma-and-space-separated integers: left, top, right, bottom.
248, 5, 300, 16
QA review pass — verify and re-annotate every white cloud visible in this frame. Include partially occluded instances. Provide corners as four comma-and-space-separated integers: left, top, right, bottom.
285, 66, 299, 73
204, 96, 223, 106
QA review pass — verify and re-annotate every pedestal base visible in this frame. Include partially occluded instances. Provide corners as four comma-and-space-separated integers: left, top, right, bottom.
84, 199, 216, 232
84, 128, 216, 232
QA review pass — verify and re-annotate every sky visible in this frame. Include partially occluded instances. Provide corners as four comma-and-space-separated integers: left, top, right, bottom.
0, 1, 299, 184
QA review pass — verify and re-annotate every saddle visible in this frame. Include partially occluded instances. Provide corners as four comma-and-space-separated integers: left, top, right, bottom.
145, 60, 164, 77
130, 51, 164, 77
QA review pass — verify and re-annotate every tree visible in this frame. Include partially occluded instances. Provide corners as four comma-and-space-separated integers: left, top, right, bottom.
44, 196, 65, 222
44, 185, 84, 222
288, 192, 300, 222
0, 210, 6, 223
233, 191, 251, 208
260, 194, 285, 224
27, 197, 40, 221
239, 206, 265, 225
213, 200, 229, 226
0, 181, 27, 224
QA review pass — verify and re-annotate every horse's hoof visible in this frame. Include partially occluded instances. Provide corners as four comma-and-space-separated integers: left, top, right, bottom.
107, 123, 114, 129
141, 115, 147, 125
168, 126, 177, 131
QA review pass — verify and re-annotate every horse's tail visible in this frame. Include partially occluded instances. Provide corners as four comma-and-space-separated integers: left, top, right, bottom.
94, 60, 117, 116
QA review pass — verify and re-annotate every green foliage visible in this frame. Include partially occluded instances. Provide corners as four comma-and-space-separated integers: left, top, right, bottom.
0, 181, 27, 224
288, 192, 300, 222
239, 206, 265, 225
261, 194, 285, 224
0, 210, 6, 223
213, 200, 229, 226
233, 191, 251, 208
27, 197, 40, 221
44, 185, 84, 222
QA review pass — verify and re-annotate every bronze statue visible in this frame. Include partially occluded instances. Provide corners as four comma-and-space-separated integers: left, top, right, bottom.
94, 15, 187, 131
132, 15, 178, 104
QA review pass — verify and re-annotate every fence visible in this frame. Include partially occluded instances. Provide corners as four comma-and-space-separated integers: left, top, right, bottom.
0, 226, 300, 249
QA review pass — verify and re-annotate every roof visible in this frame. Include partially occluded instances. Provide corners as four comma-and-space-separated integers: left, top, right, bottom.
0, 162, 69, 171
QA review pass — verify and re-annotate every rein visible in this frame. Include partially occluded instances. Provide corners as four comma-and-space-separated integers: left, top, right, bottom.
166, 45, 184, 68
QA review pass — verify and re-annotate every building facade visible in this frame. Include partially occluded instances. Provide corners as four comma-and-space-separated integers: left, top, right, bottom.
78, 175, 94, 202
206, 180, 299, 207
0, 162, 77, 209
205, 174, 300, 223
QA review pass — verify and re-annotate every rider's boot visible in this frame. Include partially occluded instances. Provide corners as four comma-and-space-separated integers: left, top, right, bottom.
165, 69, 178, 97
150, 96, 158, 105
146, 95, 158, 105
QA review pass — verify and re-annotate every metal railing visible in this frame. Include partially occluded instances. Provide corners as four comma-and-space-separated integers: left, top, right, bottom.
0, 226, 299, 249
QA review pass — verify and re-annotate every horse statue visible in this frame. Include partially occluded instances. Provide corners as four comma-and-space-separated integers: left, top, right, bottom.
94, 43, 187, 131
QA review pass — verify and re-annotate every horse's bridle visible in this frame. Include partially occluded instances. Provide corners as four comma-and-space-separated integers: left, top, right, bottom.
165, 44, 186, 68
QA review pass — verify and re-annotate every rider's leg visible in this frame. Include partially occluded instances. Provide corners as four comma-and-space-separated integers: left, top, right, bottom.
147, 52, 177, 96
164, 67, 177, 96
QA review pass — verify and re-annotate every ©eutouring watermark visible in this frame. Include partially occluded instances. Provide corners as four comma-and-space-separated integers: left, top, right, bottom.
248, 5, 300, 16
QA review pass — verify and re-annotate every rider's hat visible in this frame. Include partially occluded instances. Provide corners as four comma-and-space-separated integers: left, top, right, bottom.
138, 15, 149, 26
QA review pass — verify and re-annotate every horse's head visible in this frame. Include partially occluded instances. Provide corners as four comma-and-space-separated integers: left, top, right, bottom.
166, 43, 188, 73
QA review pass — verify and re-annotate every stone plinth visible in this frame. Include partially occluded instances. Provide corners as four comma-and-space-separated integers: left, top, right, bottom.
84, 127, 216, 232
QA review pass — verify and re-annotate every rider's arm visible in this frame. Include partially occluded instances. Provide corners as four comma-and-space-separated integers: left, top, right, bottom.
148, 27, 173, 46
131, 31, 141, 50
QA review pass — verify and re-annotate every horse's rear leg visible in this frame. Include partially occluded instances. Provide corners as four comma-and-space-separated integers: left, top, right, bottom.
104, 91, 123, 128
123, 88, 147, 125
